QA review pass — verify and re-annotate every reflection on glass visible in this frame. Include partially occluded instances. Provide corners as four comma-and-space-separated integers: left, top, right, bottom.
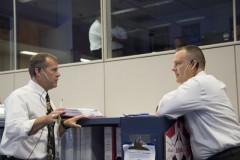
16, 0, 101, 68
74, 1, 101, 61
111, 0, 233, 56
237, 0, 240, 41
16, 0, 74, 68
0, 0, 13, 71
111, 16, 128, 58
89, 15, 102, 59
0, 0, 239, 71
237, 25, 240, 41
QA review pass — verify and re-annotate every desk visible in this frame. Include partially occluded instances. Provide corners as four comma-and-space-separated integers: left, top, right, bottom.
60, 116, 175, 160
0, 117, 175, 160
120, 116, 175, 160
78, 117, 120, 127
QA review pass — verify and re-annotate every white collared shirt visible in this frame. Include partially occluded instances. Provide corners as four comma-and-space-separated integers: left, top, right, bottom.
89, 20, 127, 51
0, 80, 59, 159
156, 71, 240, 160
89, 19, 102, 51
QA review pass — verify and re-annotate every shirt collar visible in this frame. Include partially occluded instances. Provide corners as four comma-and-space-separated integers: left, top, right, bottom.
28, 80, 47, 99
196, 71, 206, 76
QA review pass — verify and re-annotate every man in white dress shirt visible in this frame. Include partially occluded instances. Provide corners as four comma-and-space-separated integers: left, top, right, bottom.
0, 53, 88, 160
156, 45, 240, 160
89, 16, 127, 59
89, 16, 102, 59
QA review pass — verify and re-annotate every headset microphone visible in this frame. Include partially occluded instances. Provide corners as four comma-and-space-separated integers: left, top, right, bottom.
41, 69, 51, 82
183, 60, 198, 77
183, 62, 191, 77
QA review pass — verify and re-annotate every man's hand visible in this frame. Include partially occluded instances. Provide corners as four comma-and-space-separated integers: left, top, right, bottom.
46, 108, 66, 124
63, 115, 89, 128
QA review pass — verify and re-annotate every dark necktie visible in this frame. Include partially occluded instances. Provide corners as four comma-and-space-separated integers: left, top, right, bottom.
46, 93, 55, 160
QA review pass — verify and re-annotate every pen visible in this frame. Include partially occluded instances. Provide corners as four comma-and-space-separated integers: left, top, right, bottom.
123, 113, 149, 117
59, 98, 63, 108
57, 98, 63, 124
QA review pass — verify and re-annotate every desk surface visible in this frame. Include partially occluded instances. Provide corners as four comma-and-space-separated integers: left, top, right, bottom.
0, 116, 173, 128
77, 117, 121, 127
0, 120, 4, 127
76, 116, 172, 127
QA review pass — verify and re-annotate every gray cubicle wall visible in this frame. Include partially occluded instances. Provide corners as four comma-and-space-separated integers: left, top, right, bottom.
0, 119, 4, 160
236, 45, 240, 118
0, 45, 239, 118
104, 45, 239, 117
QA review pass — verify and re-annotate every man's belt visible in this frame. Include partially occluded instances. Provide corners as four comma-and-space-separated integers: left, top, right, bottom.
208, 146, 240, 160
1, 155, 25, 160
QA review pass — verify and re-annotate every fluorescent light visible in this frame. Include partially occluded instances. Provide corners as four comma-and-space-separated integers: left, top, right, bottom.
148, 23, 171, 29
177, 16, 205, 23
143, 0, 174, 8
80, 58, 91, 62
18, 0, 34, 3
112, 0, 174, 15
20, 51, 38, 55
112, 8, 137, 15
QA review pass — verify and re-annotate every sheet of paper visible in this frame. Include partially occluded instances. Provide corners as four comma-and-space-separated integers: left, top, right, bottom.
123, 144, 155, 160
0, 104, 4, 119
63, 108, 103, 117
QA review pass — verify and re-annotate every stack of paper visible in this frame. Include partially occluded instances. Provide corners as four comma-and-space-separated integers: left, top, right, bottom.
63, 108, 103, 117
0, 104, 4, 119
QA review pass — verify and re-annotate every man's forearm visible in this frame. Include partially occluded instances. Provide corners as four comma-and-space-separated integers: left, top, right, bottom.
28, 115, 51, 136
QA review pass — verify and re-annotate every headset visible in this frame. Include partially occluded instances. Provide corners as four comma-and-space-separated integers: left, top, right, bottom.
27, 90, 46, 159
33, 68, 50, 82
41, 69, 51, 82
183, 60, 199, 77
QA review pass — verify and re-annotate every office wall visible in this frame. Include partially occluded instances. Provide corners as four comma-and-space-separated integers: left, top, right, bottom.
105, 45, 239, 117
50, 63, 105, 113
0, 63, 105, 114
236, 45, 240, 118
104, 54, 177, 117
203, 46, 238, 116
0, 45, 239, 118
14, 71, 30, 88
0, 73, 14, 103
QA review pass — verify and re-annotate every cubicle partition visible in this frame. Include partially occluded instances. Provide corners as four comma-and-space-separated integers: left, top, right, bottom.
0, 117, 176, 160
120, 116, 175, 160
60, 116, 175, 160
0, 118, 4, 160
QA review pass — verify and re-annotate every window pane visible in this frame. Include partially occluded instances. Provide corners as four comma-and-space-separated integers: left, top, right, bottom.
0, 0, 236, 70
237, 0, 240, 41
110, 15, 128, 58
16, 0, 101, 69
73, 0, 101, 61
0, 0, 13, 71
111, 0, 233, 57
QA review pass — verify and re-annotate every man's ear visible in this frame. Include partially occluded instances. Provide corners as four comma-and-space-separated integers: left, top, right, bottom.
33, 68, 41, 76
191, 60, 199, 70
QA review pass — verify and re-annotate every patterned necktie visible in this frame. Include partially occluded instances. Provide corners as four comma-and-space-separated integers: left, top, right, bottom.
46, 93, 55, 160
